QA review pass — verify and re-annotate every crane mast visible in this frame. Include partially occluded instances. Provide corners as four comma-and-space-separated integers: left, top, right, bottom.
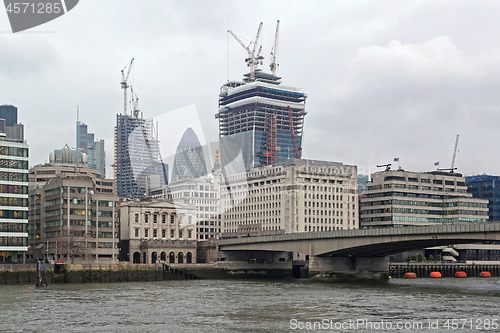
451, 134, 459, 171
120, 58, 134, 116
228, 22, 264, 81
130, 85, 140, 118
270, 20, 280, 76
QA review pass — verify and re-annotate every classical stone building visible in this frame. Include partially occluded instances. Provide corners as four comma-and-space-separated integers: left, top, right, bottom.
119, 199, 196, 264
221, 159, 359, 238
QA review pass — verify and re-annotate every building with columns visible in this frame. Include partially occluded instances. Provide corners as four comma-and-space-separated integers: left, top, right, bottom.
119, 199, 196, 264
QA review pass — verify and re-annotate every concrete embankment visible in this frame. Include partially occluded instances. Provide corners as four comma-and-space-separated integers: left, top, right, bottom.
0, 261, 307, 285
0, 263, 196, 285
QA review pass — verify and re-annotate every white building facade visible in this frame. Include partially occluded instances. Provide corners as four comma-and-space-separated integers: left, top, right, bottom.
221, 159, 359, 238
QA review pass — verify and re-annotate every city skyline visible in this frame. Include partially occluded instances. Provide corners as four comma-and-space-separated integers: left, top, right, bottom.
2, 1, 500, 178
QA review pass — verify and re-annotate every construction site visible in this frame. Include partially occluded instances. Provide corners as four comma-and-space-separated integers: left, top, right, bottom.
216, 21, 308, 172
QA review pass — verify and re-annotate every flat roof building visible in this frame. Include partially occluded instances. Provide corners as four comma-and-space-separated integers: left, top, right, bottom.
360, 169, 489, 228
0, 105, 28, 263
221, 159, 358, 238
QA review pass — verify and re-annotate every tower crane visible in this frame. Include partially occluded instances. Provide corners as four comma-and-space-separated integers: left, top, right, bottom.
438, 134, 459, 173
451, 134, 459, 171
130, 85, 140, 118
120, 58, 134, 116
270, 20, 280, 76
228, 22, 264, 81
377, 164, 392, 171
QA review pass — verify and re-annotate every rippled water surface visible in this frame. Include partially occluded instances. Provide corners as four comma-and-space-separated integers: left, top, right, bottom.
1, 278, 500, 332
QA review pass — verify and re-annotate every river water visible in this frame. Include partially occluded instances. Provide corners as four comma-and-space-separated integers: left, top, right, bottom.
1, 278, 499, 333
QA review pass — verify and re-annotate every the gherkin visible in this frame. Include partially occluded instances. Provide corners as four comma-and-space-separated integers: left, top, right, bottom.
171, 128, 207, 183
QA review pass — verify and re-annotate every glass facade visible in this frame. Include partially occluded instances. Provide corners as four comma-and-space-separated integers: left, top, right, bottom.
0, 138, 29, 263
466, 175, 500, 222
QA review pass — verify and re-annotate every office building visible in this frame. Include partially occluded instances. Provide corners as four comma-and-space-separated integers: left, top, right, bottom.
49, 144, 87, 167
76, 119, 106, 178
466, 175, 500, 222
360, 169, 489, 228
0, 107, 28, 263
0, 105, 24, 142
171, 127, 207, 183
152, 151, 222, 241
115, 113, 166, 199
221, 159, 358, 238
27, 174, 119, 263
217, 24, 307, 173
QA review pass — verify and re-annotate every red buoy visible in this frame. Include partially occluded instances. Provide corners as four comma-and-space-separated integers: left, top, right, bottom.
480, 272, 491, 278
404, 272, 417, 279
430, 272, 441, 278
455, 271, 467, 278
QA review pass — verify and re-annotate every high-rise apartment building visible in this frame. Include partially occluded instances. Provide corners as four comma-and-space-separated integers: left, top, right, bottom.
360, 169, 489, 228
221, 159, 358, 238
76, 119, 105, 178
115, 113, 166, 199
0, 105, 28, 263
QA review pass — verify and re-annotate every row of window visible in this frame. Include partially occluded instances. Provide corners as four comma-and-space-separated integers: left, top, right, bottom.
0, 146, 28, 157
0, 159, 28, 170
0, 210, 27, 219
0, 222, 27, 232
135, 228, 193, 239
0, 236, 27, 246
0, 184, 27, 194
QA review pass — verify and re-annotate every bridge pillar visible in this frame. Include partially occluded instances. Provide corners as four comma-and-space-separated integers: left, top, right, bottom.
309, 256, 389, 282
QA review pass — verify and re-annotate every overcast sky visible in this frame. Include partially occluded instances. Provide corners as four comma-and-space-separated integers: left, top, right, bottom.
1, 0, 500, 179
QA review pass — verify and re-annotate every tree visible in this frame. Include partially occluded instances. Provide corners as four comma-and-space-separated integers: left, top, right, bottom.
59, 234, 90, 264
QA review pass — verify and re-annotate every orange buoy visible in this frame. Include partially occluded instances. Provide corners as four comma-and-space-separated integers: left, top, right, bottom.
455, 271, 467, 278
480, 272, 491, 278
404, 272, 417, 279
430, 272, 441, 278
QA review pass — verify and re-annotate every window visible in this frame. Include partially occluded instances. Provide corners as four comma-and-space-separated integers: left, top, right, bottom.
134, 214, 139, 223
162, 229, 166, 238
188, 230, 192, 239
153, 229, 157, 238
145, 214, 149, 223
162, 215, 166, 223
171, 215, 175, 224
179, 230, 183, 238
135, 228, 139, 237
170, 230, 174, 238
153, 214, 157, 223
145, 229, 149, 237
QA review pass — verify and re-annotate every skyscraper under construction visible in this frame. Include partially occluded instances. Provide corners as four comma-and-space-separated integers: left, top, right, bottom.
216, 21, 307, 173
115, 113, 166, 199
115, 59, 166, 199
